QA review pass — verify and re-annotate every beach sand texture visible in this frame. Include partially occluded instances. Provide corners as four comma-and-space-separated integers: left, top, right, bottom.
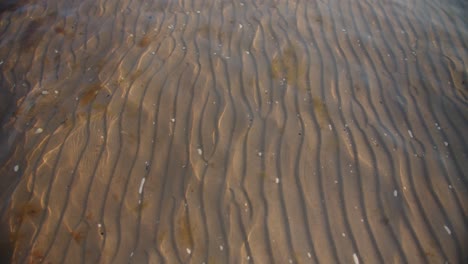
0, 0, 467, 263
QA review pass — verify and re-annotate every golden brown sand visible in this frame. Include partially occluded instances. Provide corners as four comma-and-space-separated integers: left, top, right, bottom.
0, 0, 466, 263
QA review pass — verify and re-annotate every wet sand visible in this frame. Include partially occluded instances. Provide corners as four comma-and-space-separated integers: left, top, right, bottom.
0, 0, 467, 263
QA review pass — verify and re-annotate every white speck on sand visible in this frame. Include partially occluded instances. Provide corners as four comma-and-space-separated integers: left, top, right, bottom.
394, 190, 398, 197
219, 245, 223, 251
408, 130, 413, 138
197, 148, 203, 155
171, 118, 175, 123
353, 253, 359, 264
41, 90, 49, 95
444, 141, 448, 147
275, 178, 280, 184
342, 233, 346, 237
239, 24, 243, 29
186, 248, 191, 254
35, 128, 43, 134
328, 124, 332, 131
258, 152, 262, 157
444, 225, 451, 235
307, 252, 312, 258
138, 177, 146, 194
14, 165, 19, 172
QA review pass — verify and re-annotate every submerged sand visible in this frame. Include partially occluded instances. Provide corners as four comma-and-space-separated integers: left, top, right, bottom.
0, 0, 467, 263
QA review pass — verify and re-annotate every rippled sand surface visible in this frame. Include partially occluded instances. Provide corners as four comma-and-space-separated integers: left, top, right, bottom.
0, 0, 467, 263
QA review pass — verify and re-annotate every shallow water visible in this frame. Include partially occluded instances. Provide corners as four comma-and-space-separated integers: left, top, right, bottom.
0, 0, 466, 263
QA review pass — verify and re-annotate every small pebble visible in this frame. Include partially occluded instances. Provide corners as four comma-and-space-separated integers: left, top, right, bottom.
35, 128, 43, 134
186, 248, 191, 254
275, 178, 280, 184
14, 165, 19, 172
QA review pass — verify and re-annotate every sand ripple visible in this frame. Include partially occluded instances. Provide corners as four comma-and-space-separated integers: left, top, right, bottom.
0, 0, 466, 263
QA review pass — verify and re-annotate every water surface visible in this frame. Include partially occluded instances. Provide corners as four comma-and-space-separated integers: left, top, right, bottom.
0, 0, 467, 263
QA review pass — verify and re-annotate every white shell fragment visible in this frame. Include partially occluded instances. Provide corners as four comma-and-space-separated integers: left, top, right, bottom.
353, 253, 359, 264
408, 130, 413, 138
444, 225, 451, 235
35, 128, 44, 134
14, 165, 19, 172
138, 177, 146, 194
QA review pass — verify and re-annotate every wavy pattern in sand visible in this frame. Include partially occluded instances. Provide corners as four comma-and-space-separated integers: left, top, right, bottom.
0, 0, 467, 263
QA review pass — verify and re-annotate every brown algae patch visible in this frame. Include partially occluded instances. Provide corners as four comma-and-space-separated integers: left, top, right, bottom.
311, 97, 331, 129
270, 45, 305, 86
175, 213, 193, 251
18, 12, 57, 52
69, 229, 85, 244
138, 34, 152, 48
79, 83, 104, 106
19, 19, 46, 52
12, 201, 42, 226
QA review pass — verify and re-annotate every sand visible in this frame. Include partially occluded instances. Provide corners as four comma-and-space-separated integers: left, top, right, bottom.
0, 0, 466, 263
